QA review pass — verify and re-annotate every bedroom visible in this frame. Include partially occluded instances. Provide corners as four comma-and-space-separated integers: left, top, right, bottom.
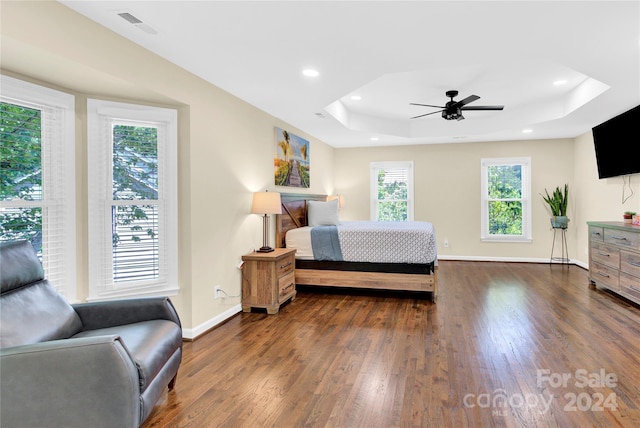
1, 1, 639, 426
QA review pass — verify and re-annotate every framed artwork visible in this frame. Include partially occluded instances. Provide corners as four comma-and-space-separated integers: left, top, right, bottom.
274, 127, 310, 188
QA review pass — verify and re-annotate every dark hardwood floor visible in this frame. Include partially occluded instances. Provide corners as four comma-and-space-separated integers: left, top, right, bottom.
142, 261, 640, 427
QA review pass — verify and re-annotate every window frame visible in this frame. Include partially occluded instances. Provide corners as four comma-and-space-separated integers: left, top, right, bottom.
87, 99, 178, 301
370, 161, 414, 221
0, 75, 76, 300
480, 157, 532, 242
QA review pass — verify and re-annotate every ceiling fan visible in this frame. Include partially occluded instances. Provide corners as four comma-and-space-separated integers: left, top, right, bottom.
410, 90, 504, 121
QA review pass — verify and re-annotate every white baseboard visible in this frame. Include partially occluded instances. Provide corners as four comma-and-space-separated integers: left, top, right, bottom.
437, 254, 588, 270
182, 304, 242, 340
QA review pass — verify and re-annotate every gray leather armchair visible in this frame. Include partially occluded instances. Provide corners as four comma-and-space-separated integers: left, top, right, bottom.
0, 240, 183, 428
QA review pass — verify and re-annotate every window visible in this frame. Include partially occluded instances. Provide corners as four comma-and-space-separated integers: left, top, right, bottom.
370, 161, 414, 221
87, 99, 178, 300
0, 75, 76, 300
481, 157, 532, 242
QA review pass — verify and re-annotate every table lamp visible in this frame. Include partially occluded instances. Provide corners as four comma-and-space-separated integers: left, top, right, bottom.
251, 191, 282, 252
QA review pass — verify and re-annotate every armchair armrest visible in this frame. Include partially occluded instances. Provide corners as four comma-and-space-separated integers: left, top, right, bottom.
73, 296, 181, 331
1, 336, 140, 428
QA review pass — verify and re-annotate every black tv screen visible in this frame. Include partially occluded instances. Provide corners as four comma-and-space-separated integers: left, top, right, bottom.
592, 105, 640, 179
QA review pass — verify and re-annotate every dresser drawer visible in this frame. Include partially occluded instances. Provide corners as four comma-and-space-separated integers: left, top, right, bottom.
590, 242, 620, 269
589, 226, 604, 242
620, 250, 640, 278
278, 272, 296, 300
604, 228, 640, 250
619, 272, 640, 303
276, 254, 295, 278
590, 261, 619, 291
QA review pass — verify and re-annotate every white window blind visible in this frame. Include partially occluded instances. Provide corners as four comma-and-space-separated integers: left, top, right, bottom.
0, 75, 76, 300
370, 161, 414, 221
87, 99, 178, 300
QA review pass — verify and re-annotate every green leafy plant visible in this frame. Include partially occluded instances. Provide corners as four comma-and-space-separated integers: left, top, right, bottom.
541, 184, 569, 217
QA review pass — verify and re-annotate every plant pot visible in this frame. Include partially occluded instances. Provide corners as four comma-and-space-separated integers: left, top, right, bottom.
624, 217, 632, 224
550, 216, 569, 229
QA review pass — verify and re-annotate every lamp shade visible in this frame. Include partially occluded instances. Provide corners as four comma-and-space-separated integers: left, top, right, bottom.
251, 191, 282, 215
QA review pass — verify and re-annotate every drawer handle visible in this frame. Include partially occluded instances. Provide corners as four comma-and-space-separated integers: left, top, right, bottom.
630, 285, 640, 293
280, 261, 292, 269
610, 235, 629, 241
597, 251, 610, 257
596, 271, 610, 278
592, 232, 601, 237
281, 283, 294, 293
629, 261, 640, 267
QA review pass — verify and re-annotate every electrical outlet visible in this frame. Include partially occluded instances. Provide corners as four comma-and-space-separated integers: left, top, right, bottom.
214, 286, 222, 299
444, 239, 449, 248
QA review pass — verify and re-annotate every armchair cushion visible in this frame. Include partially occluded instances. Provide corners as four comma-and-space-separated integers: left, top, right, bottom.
0, 240, 45, 293
73, 319, 182, 392
0, 280, 83, 347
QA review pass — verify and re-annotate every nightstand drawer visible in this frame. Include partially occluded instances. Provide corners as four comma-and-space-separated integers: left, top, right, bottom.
591, 242, 620, 269
604, 228, 640, 250
277, 254, 295, 277
590, 261, 619, 291
621, 250, 640, 277
278, 272, 296, 300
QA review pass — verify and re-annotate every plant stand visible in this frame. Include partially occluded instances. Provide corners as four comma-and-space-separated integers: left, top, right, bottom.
550, 226, 569, 266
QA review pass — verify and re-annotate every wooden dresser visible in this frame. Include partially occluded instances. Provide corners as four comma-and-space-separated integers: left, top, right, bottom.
241, 248, 296, 314
588, 221, 640, 305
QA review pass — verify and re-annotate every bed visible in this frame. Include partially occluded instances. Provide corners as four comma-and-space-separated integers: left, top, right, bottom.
275, 193, 438, 300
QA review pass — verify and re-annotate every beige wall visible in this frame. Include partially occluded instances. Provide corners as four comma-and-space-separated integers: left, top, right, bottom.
1, 1, 335, 334
335, 139, 576, 262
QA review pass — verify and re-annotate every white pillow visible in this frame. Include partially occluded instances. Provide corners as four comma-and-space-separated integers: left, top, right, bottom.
308, 199, 339, 226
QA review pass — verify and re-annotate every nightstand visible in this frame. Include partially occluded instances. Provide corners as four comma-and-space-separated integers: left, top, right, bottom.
241, 248, 296, 314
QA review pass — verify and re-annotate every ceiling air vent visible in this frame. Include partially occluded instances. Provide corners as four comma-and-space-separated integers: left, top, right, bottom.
117, 12, 143, 24
117, 11, 158, 35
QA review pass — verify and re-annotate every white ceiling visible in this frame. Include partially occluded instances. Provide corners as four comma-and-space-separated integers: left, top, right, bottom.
59, 1, 640, 148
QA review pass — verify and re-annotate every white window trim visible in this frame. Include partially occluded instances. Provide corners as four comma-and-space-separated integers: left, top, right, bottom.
0, 75, 76, 301
87, 99, 178, 301
370, 161, 414, 221
480, 157, 532, 242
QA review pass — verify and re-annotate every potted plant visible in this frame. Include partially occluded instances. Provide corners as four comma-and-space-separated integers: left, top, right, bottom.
623, 211, 636, 224
541, 184, 569, 229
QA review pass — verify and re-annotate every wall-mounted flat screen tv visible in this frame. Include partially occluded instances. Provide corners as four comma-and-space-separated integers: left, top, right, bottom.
592, 104, 640, 179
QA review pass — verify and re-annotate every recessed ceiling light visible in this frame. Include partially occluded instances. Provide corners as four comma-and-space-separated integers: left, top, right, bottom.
302, 69, 319, 77
553, 79, 567, 86
522, 129, 533, 133
370, 137, 379, 141
350, 95, 362, 101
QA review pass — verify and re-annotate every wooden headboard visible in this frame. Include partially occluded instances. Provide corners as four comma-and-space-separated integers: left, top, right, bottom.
275, 193, 327, 248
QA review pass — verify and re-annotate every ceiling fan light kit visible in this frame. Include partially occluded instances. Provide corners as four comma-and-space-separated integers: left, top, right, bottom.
411, 90, 504, 121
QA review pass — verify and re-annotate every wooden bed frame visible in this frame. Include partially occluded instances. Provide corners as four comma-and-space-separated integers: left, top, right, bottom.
275, 193, 437, 300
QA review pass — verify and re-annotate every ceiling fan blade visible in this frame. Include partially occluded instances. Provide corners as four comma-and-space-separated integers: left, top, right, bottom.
410, 110, 444, 119
461, 105, 504, 111
410, 103, 445, 109
456, 95, 480, 107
